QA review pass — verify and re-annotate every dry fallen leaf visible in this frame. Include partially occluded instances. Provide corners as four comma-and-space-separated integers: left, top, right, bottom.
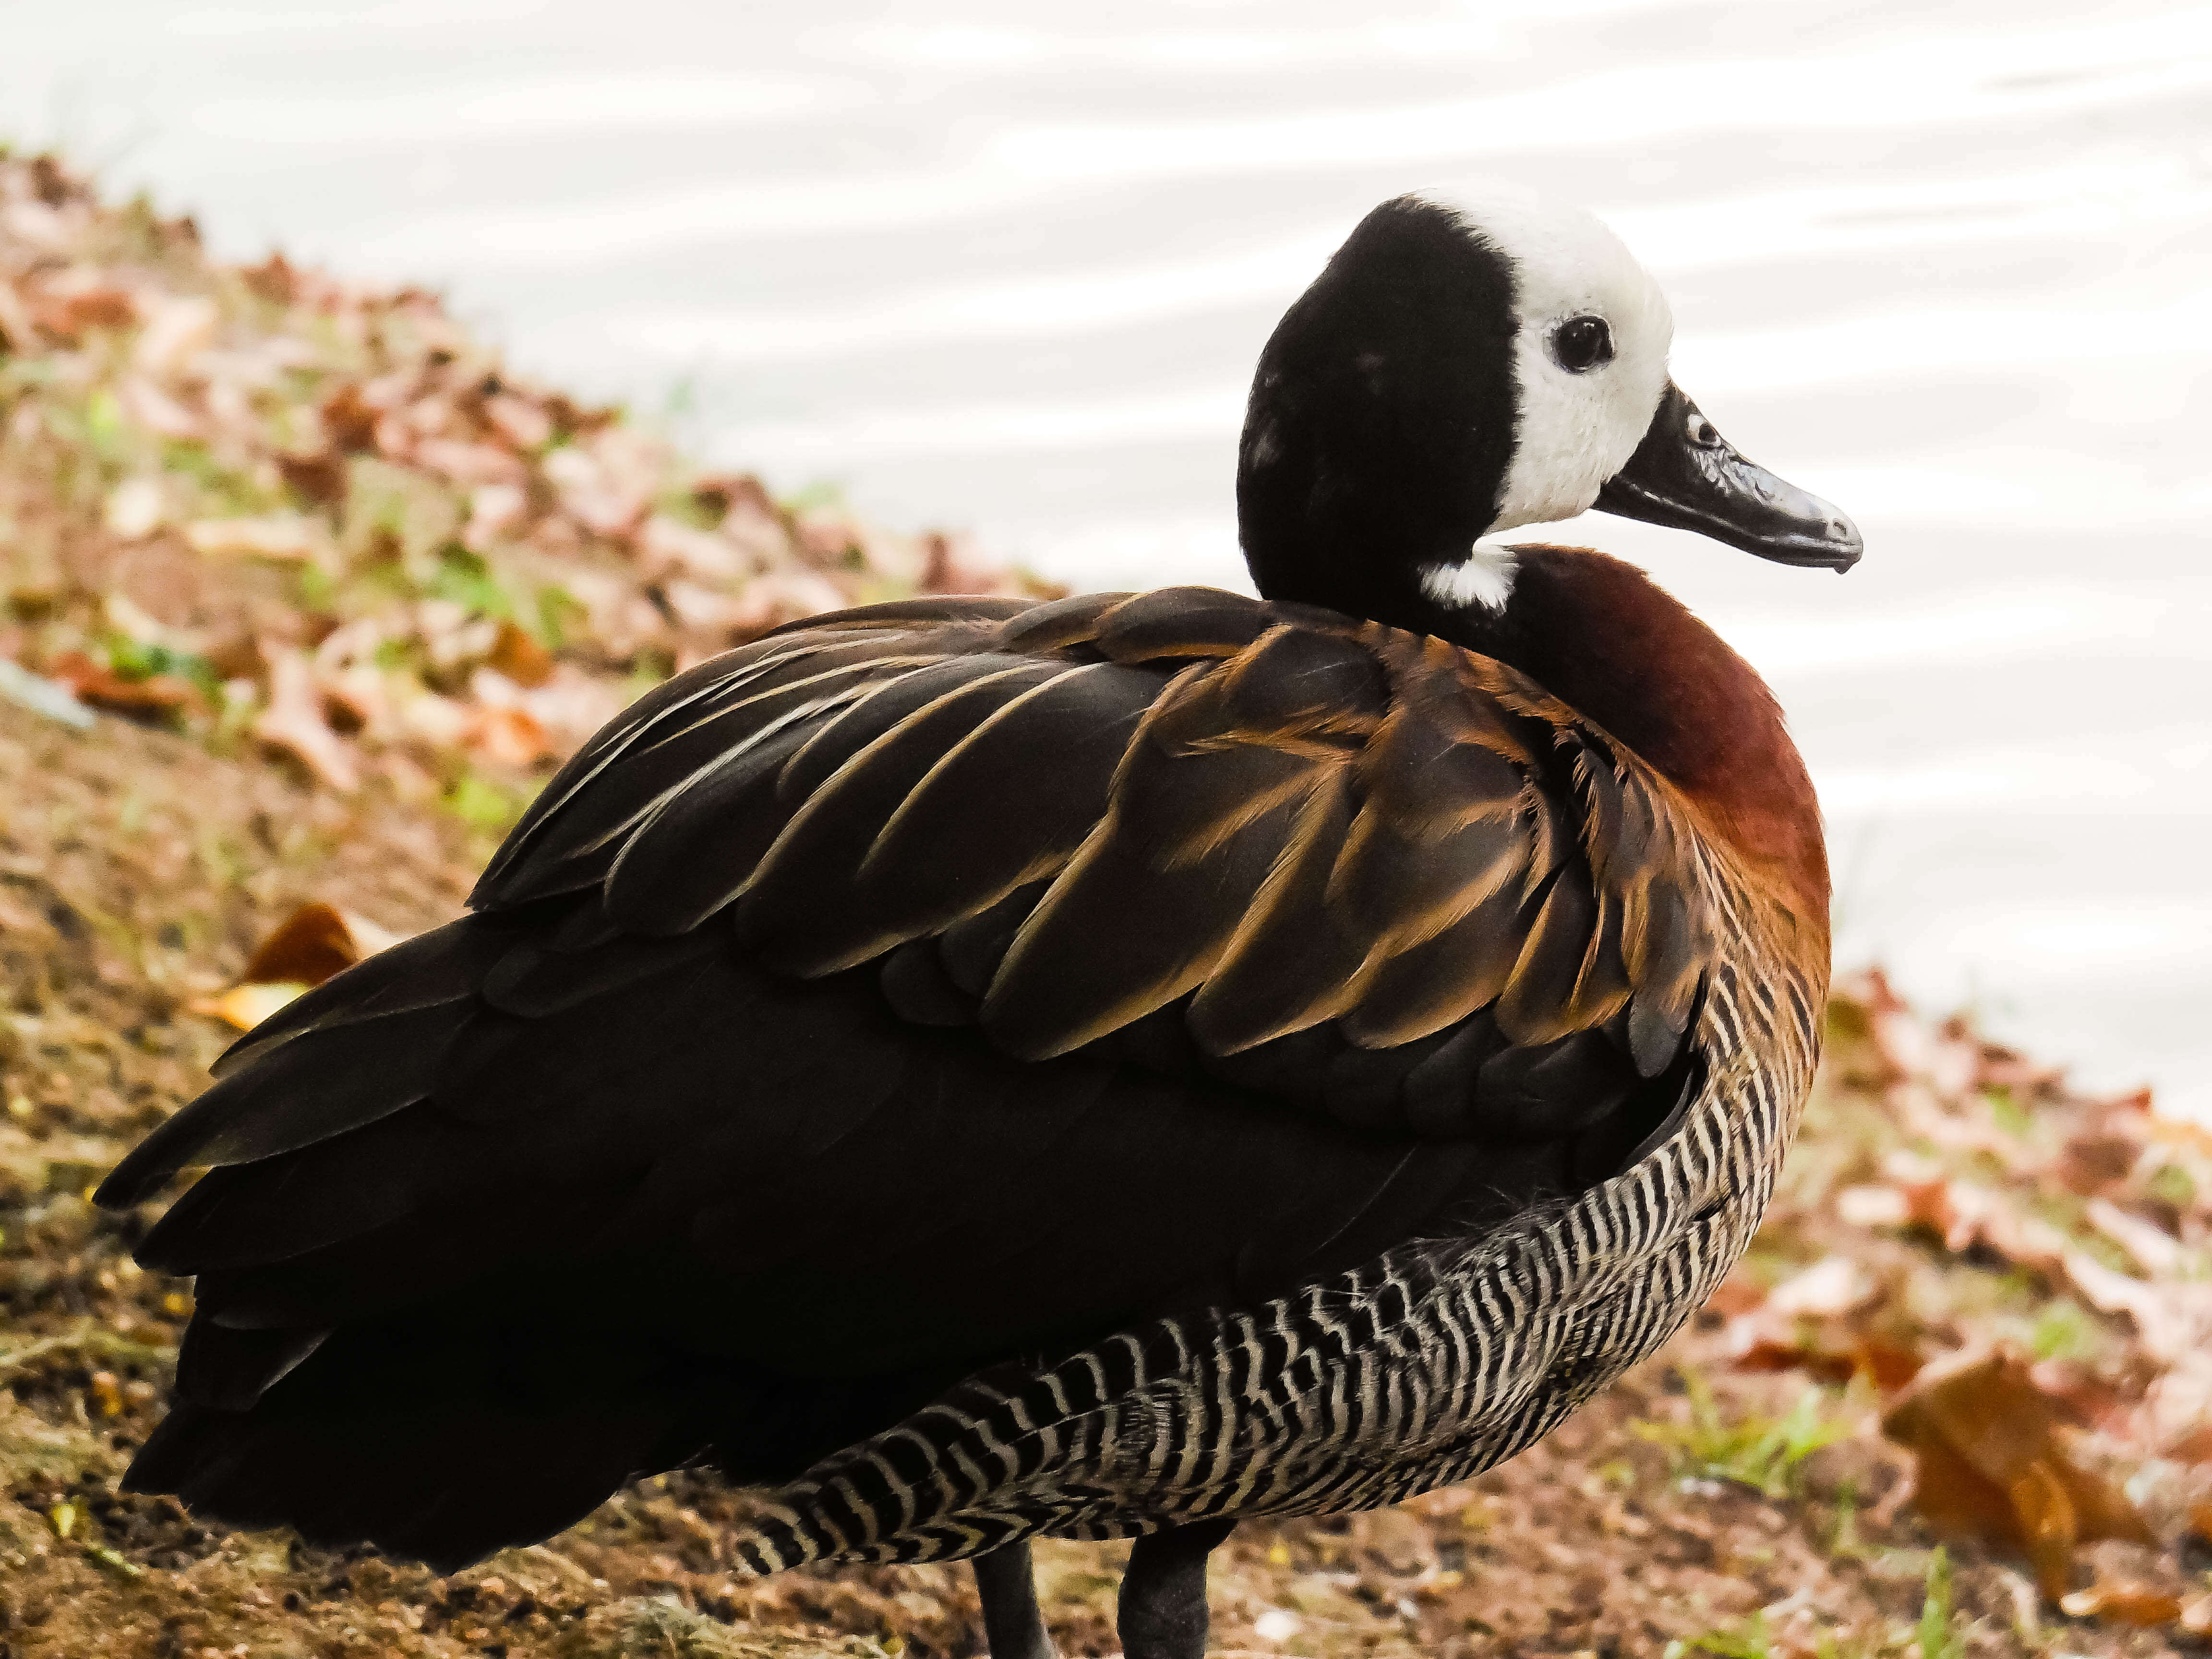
1732, 1332, 1923, 1394
0, 288, 38, 358
104, 476, 169, 540
1766, 1256, 1875, 1320
543, 437, 650, 538
1834, 1184, 1912, 1229
1704, 1274, 1766, 1318
2058, 1131, 2142, 1197
190, 980, 315, 1032
2023, 1358, 2131, 1431
415, 436, 529, 489
484, 391, 553, 451
726, 569, 853, 645
253, 649, 358, 791
116, 375, 202, 442
2165, 1424, 2212, 1465
189, 902, 407, 1030
132, 292, 217, 377
468, 700, 556, 769
1721, 1253, 1925, 1391
486, 619, 554, 688
185, 514, 328, 562
2184, 1593, 2212, 1638
30, 279, 136, 341
640, 512, 753, 585
464, 482, 529, 550
2083, 1197, 2186, 1277
319, 381, 379, 452
240, 901, 400, 986
2058, 1581, 2184, 1627
2060, 1252, 2212, 1365
1882, 1346, 2153, 1599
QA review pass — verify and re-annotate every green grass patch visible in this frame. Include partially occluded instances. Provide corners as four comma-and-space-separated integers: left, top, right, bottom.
1634, 1372, 1849, 1499
425, 546, 516, 620
444, 770, 533, 833
2029, 1295, 2104, 1362
1917, 1547, 1965, 1659
2146, 1161, 2197, 1211
1665, 1614, 1775, 1659
98, 631, 220, 701
535, 583, 588, 649
1982, 1085, 2032, 1139
161, 437, 272, 514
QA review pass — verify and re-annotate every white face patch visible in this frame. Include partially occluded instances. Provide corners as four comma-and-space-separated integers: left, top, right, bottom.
1418, 186, 1673, 532
1418, 543, 1518, 612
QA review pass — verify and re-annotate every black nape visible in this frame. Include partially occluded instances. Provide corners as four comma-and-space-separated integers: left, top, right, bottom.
1237, 195, 1519, 632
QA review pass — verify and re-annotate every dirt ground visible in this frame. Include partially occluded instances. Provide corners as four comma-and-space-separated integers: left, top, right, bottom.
3, 692, 2208, 1659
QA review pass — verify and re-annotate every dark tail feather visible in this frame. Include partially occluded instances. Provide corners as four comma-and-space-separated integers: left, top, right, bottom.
172, 1322, 327, 1411
94, 916, 509, 1210
127, 1306, 722, 1574
136, 1293, 983, 1570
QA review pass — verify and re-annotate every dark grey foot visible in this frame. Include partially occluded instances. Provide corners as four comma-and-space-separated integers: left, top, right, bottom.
1117, 1518, 1236, 1659
973, 1539, 1056, 1659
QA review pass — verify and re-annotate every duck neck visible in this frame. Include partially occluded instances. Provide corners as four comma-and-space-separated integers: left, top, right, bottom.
1242, 494, 1492, 637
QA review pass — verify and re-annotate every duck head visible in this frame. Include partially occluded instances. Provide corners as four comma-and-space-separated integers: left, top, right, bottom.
1236, 189, 1862, 634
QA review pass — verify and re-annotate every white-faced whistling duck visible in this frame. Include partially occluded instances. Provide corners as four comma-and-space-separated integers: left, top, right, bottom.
98, 187, 1861, 1659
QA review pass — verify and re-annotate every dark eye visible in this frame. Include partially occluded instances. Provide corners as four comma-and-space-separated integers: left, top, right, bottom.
1551, 315, 1614, 373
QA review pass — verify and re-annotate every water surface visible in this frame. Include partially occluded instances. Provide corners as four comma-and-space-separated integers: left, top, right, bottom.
8, 0, 2210, 1111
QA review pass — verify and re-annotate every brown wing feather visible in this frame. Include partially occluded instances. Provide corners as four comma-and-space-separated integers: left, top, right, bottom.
478, 587, 1721, 1136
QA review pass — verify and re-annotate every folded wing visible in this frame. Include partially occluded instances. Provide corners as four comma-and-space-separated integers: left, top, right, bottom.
96, 587, 1719, 1567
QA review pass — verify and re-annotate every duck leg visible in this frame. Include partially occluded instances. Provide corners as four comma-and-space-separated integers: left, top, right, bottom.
973, 1539, 1057, 1659
1117, 1518, 1237, 1659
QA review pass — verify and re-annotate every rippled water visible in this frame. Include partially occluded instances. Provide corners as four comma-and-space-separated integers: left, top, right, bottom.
8, 0, 2211, 1112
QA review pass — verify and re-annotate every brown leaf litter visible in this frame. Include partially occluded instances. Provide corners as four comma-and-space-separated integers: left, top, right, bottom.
0, 148, 1054, 840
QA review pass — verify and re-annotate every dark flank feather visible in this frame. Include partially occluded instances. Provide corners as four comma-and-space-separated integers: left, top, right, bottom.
98, 585, 1747, 1572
